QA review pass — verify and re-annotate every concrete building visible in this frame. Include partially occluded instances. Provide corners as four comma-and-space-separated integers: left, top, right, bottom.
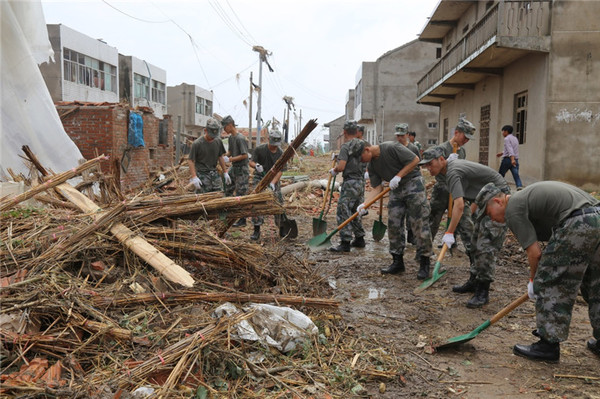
324, 115, 346, 152
119, 54, 167, 118
167, 83, 214, 138
40, 24, 119, 104
417, 0, 600, 189
353, 39, 441, 148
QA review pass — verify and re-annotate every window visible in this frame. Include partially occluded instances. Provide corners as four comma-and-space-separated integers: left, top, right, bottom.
152, 80, 166, 105
443, 118, 449, 141
62, 48, 116, 93
195, 96, 213, 116
436, 47, 442, 59
514, 91, 528, 144
134, 73, 150, 100
428, 139, 438, 145
428, 122, 438, 129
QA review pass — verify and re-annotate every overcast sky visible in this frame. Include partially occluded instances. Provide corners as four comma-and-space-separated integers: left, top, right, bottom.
41, 0, 440, 145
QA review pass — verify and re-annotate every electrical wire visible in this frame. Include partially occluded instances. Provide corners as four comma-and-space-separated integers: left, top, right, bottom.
224, 0, 258, 44
101, 0, 170, 23
207, 0, 254, 47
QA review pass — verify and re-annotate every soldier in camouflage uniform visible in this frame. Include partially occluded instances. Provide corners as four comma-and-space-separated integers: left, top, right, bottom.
408, 131, 422, 157
420, 146, 509, 308
429, 119, 475, 256
248, 130, 286, 241
481, 181, 600, 362
188, 118, 230, 194
395, 123, 420, 246
329, 121, 366, 252
359, 140, 433, 280
222, 115, 250, 227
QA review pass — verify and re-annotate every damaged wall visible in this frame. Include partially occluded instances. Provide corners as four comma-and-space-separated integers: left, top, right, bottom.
57, 104, 174, 190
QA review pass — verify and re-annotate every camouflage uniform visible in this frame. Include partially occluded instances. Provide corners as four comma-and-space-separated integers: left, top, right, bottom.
197, 171, 223, 193
388, 176, 433, 258
251, 171, 284, 226
468, 213, 507, 281
337, 138, 366, 242
225, 165, 249, 197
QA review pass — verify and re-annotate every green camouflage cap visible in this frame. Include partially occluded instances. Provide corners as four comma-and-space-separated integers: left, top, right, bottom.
475, 182, 502, 220
206, 118, 221, 137
343, 120, 358, 133
418, 145, 445, 164
456, 118, 476, 139
221, 115, 236, 127
269, 129, 283, 146
347, 138, 369, 157
395, 123, 409, 135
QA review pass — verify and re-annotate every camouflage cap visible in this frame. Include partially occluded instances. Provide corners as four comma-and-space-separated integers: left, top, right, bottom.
269, 129, 283, 146
418, 145, 445, 164
206, 118, 221, 137
474, 182, 502, 220
347, 138, 369, 157
221, 115, 236, 127
343, 120, 358, 132
456, 118, 476, 139
395, 123, 409, 135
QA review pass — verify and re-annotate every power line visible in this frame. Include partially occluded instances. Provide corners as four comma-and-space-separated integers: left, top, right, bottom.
101, 0, 170, 23
224, 0, 258, 44
207, 0, 254, 47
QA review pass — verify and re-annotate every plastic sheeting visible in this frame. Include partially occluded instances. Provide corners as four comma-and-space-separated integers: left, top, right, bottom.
128, 112, 144, 147
0, 0, 83, 180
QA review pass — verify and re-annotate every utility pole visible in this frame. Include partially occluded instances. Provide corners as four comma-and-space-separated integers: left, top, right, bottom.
176, 115, 182, 163
282, 96, 294, 143
248, 72, 253, 149
252, 46, 273, 146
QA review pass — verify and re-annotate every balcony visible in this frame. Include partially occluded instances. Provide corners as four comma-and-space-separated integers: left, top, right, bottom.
417, 1, 551, 105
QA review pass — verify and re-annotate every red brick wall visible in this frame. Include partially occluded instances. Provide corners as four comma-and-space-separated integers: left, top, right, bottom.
58, 104, 174, 192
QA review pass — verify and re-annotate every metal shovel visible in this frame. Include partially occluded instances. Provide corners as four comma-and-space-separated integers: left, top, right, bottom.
435, 293, 529, 350
308, 187, 391, 250
372, 196, 387, 241
312, 157, 337, 236
414, 243, 449, 293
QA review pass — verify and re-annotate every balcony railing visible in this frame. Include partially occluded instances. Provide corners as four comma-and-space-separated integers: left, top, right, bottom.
417, 1, 551, 98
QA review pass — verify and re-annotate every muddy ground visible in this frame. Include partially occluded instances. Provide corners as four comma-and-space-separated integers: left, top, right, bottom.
265, 154, 600, 398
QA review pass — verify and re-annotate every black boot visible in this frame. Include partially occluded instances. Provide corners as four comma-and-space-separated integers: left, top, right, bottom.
250, 225, 260, 241
513, 338, 560, 362
588, 338, 600, 356
466, 281, 490, 308
329, 241, 351, 253
351, 236, 366, 248
452, 272, 477, 293
381, 254, 405, 274
232, 218, 247, 227
417, 256, 430, 280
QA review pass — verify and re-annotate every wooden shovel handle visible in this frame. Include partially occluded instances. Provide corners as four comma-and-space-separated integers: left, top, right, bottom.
336, 187, 391, 232
436, 243, 449, 263
489, 293, 529, 325
321, 158, 337, 212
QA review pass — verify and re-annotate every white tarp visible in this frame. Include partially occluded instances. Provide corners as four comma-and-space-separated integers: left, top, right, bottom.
0, 0, 83, 180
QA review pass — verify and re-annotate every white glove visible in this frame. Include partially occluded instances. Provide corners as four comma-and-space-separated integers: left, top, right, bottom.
527, 280, 537, 300
224, 172, 232, 185
329, 168, 338, 177
223, 155, 230, 163
447, 153, 459, 162
357, 203, 367, 216
442, 233, 455, 248
338, 185, 343, 195
255, 163, 264, 173
389, 175, 402, 190
331, 152, 337, 161
364, 171, 369, 180
269, 183, 276, 191
190, 176, 202, 189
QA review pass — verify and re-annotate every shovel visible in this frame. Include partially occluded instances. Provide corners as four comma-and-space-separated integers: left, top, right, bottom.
312, 157, 337, 236
435, 293, 529, 350
277, 213, 298, 239
308, 187, 391, 250
414, 243, 449, 293
372, 196, 387, 241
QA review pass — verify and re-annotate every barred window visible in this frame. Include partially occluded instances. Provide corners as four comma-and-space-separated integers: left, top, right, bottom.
514, 91, 527, 144
62, 48, 116, 93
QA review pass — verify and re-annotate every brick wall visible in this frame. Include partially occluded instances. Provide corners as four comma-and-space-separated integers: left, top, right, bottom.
58, 104, 174, 192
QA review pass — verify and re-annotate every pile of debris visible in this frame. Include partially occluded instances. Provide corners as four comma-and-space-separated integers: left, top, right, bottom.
0, 146, 405, 397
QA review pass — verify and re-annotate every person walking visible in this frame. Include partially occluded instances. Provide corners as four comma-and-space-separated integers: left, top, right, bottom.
222, 115, 250, 226
249, 129, 286, 241
496, 125, 523, 190
188, 117, 230, 193
329, 121, 366, 252
480, 181, 600, 361
359, 140, 433, 279
420, 146, 509, 307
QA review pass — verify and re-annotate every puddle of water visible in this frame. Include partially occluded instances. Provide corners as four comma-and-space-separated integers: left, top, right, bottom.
368, 287, 385, 299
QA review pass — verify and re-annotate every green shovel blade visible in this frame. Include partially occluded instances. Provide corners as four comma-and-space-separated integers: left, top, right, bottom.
414, 260, 447, 293
307, 229, 337, 250
435, 320, 491, 350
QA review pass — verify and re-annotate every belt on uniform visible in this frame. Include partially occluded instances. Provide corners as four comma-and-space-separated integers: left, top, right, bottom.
568, 206, 600, 218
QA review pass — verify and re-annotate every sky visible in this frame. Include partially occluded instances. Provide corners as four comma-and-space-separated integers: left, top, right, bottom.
41, 0, 440, 146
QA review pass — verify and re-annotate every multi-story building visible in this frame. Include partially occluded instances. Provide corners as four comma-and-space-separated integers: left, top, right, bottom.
167, 83, 214, 138
354, 39, 441, 148
417, 0, 600, 188
119, 54, 167, 118
40, 24, 119, 103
